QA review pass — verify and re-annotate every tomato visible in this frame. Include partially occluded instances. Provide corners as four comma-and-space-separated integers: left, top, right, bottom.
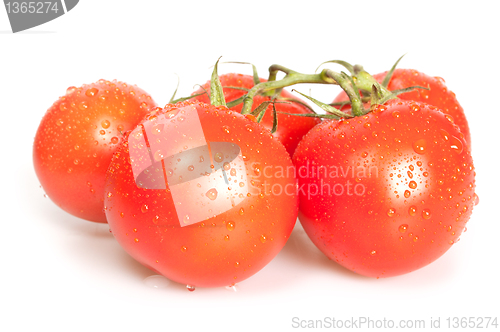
33, 80, 157, 223
293, 99, 476, 278
192, 73, 321, 156
333, 68, 471, 146
104, 100, 298, 288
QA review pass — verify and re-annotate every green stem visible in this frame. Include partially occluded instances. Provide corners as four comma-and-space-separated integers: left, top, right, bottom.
241, 65, 337, 114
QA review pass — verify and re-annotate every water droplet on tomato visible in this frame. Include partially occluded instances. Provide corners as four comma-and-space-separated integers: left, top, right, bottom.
141, 204, 149, 213
188, 165, 195, 171
205, 188, 218, 201
409, 181, 417, 189
404, 190, 411, 198
370, 250, 376, 255
422, 209, 431, 219
181, 246, 188, 253
449, 135, 463, 154
239, 208, 245, 216
214, 152, 224, 163
387, 208, 396, 217
154, 150, 165, 161
226, 221, 235, 231
412, 139, 427, 155
222, 126, 230, 134
408, 206, 417, 216
260, 235, 267, 243
86, 88, 98, 97
473, 193, 480, 206
66, 86, 77, 95
111, 137, 119, 144
183, 215, 190, 224
399, 224, 408, 233
186, 285, 195, 292
101, 120, 111, 129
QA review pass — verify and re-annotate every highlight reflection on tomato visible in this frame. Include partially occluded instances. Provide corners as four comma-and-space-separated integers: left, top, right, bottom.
104, 101, 298, 288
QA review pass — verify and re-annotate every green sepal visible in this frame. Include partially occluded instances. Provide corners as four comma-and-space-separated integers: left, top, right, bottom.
292, 89, 353, 119
210, 57, 227, 107
382, 54, 406, 87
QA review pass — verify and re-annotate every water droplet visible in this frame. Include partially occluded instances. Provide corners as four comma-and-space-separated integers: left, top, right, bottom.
408, 206, 417, 216
387, 208, 396, 217
101, 120, 111, 129
78, 101, 88, 110
141, 204, 148, 213
449, 135, 463, 154
181, 246, 188, 252
186, 285, 195, 292
260, 235, 267, 243
410, 103, 420, 112
223, 162, 231, 171
230, 168, 237, 176
226, 221, 235, 231
214, 152, 224, 163
399, 224, 408, 233
409, 181, 417, 189
188, 165, 195, 171
86, 87, 98, 97
239, 208, 245, 216
407, 171, 413, 179
183, 215, 190, 224
412, 139, 427, 155
370, 250, 376, 255
143, 275, 170, 289
205, 188, 218, 200
404, 190, 411, 198
473, 193, 480, 206
152, 124, 164, 135
422, 209, 431, 219
111, 137, 119, 144
59, 103, 68, 111
222, 126, 230, 134
154, 150, 165, 161
66, 86, 77, 95
73, 159, 80, 165
392, 111, 400, 118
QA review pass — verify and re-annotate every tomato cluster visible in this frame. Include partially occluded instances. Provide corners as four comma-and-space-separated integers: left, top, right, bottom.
33, 59, 476, 288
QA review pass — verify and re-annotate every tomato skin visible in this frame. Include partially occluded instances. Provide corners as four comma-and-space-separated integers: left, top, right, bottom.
33, 80, 157, 223
192, 73, 321, 156
333, 68, 471, 146
104, 101, 298, 288
293, 100, 475, 278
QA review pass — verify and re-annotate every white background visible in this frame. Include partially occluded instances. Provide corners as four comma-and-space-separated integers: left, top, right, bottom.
1, 1, 499, 331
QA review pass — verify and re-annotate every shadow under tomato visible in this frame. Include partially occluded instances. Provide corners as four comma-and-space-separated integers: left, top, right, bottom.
278, 222, 369, 281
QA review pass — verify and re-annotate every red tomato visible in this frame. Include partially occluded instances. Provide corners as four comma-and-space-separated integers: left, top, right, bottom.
104, 101, 298, 288
33, 80, 157, 222
293, 100, 476, 278
333, 68, 471, 146
192, 73, 321, 156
